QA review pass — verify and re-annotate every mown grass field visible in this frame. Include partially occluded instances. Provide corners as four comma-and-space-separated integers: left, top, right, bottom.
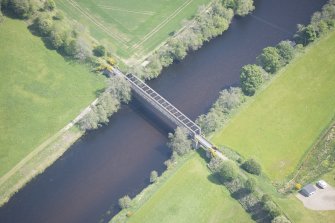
126, 153, 252, 223
57, 0, 211, 60
0, 18, 105, 178
212, 31, 335, 181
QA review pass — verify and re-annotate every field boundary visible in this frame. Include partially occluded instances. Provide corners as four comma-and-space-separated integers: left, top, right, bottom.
0, 98, 98, 206
64, 0, 129, 45
131, 0, 194, 50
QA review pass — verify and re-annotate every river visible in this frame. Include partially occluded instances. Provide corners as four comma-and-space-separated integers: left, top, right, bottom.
0, 0, 327, 222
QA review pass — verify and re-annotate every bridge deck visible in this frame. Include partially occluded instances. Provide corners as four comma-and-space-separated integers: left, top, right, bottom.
120, 72, 201, 135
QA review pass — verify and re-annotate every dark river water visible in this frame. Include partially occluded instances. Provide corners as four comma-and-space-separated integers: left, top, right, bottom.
0, 0, 327, 222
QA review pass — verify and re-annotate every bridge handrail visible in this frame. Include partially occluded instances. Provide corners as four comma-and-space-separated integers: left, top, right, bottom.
116, 70, 201, 135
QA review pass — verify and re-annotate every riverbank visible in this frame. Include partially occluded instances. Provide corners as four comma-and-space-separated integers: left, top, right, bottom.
0, 17, 105, 206
111, 152, 252, 223
212, 30, 335, 183
0, 0, 327, 222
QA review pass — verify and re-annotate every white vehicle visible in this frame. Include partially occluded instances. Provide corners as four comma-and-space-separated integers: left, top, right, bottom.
317, 180, 327, 189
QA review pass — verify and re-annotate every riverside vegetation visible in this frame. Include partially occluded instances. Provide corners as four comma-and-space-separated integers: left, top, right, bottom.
111, 1, 335, 222
0, 0, 132, 206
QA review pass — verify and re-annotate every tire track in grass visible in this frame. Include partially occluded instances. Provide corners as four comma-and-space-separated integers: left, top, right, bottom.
98, 5, 155, 16
132, 0, 193, 50
65, 0, 129, 46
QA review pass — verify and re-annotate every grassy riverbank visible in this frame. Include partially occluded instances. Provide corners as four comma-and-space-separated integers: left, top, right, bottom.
0, 18, 105, 185
111, 152, 252, 223
57, 0, 211, 61
212, 31, 335, 182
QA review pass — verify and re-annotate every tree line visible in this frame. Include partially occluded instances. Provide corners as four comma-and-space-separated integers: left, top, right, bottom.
0, 0, 111, 67
132, 0, 255, 80
196, 0, 335, 136
77, 76, 131, 131
208, 150, 290, 223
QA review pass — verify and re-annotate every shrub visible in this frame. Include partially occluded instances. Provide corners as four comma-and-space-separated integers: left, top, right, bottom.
118, 195, 131, 209
257, 47, 283, 74
218, 160, 239, 182
35, 13, 53, 36
276, 40, 295, 65
240, 64, 265, 96
264, 201, 281, 219
245, 178, 256, 193
295, 183, 302, 190
208, 156, 225, 173
241, 159, 262, 175
150, 170, 158, 183
44, 0, 55, 11
261, 194, 271, 204
93, 45, 106, 57
167, 127, 192, 156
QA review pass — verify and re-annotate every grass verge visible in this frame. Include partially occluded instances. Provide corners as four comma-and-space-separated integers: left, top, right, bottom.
0, 17, 105, 178
212, 31, 335, 182
111, 152, 252, 223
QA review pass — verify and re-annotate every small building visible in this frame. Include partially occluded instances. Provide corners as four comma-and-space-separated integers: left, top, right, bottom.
301, 184, 316, 197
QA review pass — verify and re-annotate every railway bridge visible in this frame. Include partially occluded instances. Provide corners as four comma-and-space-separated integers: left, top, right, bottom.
112, 68, 226, 159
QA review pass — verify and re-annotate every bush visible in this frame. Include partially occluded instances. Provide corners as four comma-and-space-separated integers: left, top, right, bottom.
93, 45, 106, 57
261, 194, 271, 204
44, 0, 55, 11
241, 159, 262, 175
218, 160, 239, 182
35, 13, 53, 36
257, 47, 283, 74
10, 0, 35, 18
208, 156, 225, 173
150, 170, 158, 183
276, 40, 295, 65
264, 201, 281, 219
167, 127, 192, 156
118, 195, 131, 209
240, 64, 265, 96
272, 215, 290, 223
245, 178, 256, 193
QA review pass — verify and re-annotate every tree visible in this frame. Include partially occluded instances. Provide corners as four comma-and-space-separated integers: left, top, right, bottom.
150, 170, 158, 183
118, 195, 131, 209
10, 0, 38, 18
63, 38, 78, 56
257, 47, 283, 73
240, 64, 265, 96
214, 87, 244, 113
208, 156, 225, 173
167, 127, 192, 156
49, 29, 65, 49
93, 45, 106, 57
218, 160, 238, 182
35, 14, 53, 36
107, 76, 131, 103
235, 0, 255, 16
264, 201, 281, 219
44, 0, 55, 11
261, 194, 271, 205
196, 109, 226, 135
241, 159, 262, 175
272, 215, 290, 223
78, 110, 99, 130
276, 41, 295, 65
294, 24, 317, 46
245, 178, 256, 193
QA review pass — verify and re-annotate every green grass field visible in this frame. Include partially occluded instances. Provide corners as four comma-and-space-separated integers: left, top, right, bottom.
57, 0, 211, 60
212, 31, 335, 181
127, 153, 252, 223
0, 18, 105, 178
250, 174, 335, 223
